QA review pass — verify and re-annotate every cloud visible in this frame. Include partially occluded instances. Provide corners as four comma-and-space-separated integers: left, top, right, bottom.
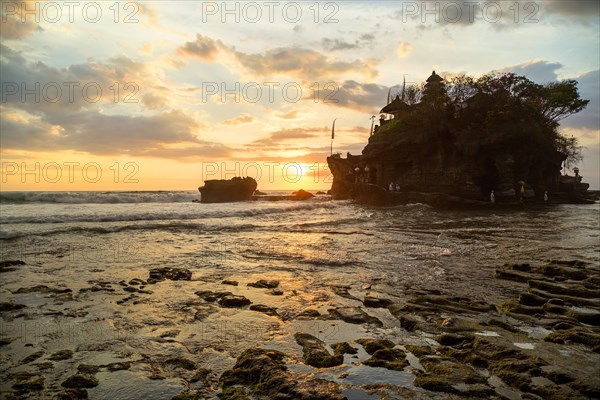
250, 127, 322, 147
322, 38, 359, 51
0, 44, 231, 160
322, 34, 375, 51
393, 1, 599, 29
276, 110, 298, 120
174, 34, 378, 80
0, 1, 42, 39
312, 80, 389, 112
562, 70, 600, 131
495, 59, 563, 83
0, 106, 231, 159
397, 42, 413, 58
233, 47, 378, 80
142, 92, 170, 110
223, 114, 255, 125
542, 1, 600, 22
177, 33, 224, 61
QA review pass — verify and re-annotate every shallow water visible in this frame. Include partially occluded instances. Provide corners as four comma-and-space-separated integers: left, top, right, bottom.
1, 191, 599, 398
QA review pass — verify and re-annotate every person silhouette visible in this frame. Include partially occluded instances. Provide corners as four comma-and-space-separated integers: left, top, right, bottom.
544, 191, 548, 202
490, 190, 495, 203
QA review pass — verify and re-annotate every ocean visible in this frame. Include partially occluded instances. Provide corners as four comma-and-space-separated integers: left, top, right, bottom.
0, 191, 599, 399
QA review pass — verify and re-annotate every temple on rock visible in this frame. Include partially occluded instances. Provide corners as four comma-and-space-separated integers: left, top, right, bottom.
327, 69, 593, 207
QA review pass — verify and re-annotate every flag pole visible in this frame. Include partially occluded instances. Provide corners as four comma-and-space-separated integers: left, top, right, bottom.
331, 118, 337, 156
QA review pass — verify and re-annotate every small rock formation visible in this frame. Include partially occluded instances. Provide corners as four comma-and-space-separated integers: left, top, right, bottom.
147, 267, 192, 283
218, 294, 251, 308
219, 348, 345, 399
252, 189, 315, 201
295, 332, 344, 368
198, 177, 257, 203
328, 306, 382, 326
61, 374, 99, 389
247, 279, 279, 289
292, 189, 315, 200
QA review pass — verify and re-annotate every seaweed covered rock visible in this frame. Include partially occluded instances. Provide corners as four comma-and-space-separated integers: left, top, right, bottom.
219, 348, 345, 400
295, 332, 343, 368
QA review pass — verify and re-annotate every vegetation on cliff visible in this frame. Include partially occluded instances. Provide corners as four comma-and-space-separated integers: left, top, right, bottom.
354, 71, 590, 198
378, 72, 587, 169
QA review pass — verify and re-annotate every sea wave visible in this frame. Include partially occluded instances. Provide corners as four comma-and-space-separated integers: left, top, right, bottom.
0, 200, 340, 224
0, 191, 200, 204
0, 222, 263, 240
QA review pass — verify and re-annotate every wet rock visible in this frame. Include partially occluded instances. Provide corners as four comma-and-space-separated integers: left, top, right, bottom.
295, 332, 344, 368
356, 339, 395, 355
21, 350, 44, 364
14, 285, 72, 294
0, 302, 26, 312
0, 260, 25, 273
528, 279, 599, 299
12, 377, 44, 392
437, 333, 474, 347
413, 361, 487, 394
190, 368, 210, 383
148, 267, 192, 283
494, 269, 531, 282
77, 364, 101, 374
399, 316, 418, 331
510, 263, 532, 272
363, 296, 393, 308
165, 357, 196, 370
105, 362, 131, 371
61, 374, 99, 389
297, 309, 320, 318
544, 370, 575, 384
530, 288, 599, 307
544, 329, 600, 348
219, 348, 345, 400
195, 290, 231, 302
332, 286, 359, 300
363, 348, 408, 371
49, 349, 73, 361
55, 389, 89, 399
247, 279, 279, 289
219, 294, 251, 308
519, 292, 548, 306
539, 265, 588, 281
405, 345, 435, 357
249, 304, 278, 316
328, 307, 382, 326
487, 319, 520, 333
499, 301, 543, 316
331, 342, 357, 355
495, 370, 531, 391
221, 280, 239, 286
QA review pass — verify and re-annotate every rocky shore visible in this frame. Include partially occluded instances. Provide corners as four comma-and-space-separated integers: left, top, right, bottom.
1, 257, 598, 399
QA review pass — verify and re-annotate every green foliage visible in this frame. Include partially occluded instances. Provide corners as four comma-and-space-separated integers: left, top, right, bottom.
385, 72, 589, 169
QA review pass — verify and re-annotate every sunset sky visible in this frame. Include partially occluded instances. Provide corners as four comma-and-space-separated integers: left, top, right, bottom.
1, 1, 599, 190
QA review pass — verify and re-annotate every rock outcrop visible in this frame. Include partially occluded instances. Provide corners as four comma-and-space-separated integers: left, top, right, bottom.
327, 70, 595, 208
198, 177, 257, 203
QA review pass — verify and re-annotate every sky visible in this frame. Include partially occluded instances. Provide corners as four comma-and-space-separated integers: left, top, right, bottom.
0, 0, 599, 191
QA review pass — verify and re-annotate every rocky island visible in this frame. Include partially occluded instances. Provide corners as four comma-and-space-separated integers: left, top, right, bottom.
198, 177, 257, 203
328, 71, 594, 208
